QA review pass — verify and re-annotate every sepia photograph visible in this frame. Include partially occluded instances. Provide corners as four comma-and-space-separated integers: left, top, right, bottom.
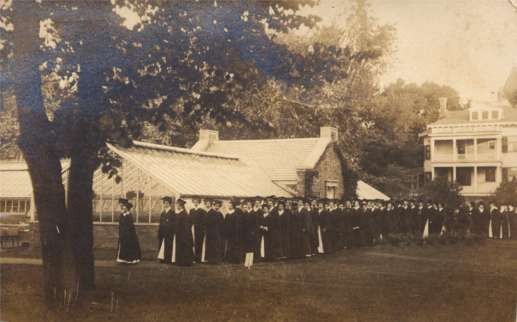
1, 0, 517, 321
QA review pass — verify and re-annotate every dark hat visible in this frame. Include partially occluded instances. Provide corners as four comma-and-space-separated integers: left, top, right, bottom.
230, 198, 240, 206
161, 196, 173, 204
214, 199, 222, 206
118, 198, 133, 209
177, 199, 186, 206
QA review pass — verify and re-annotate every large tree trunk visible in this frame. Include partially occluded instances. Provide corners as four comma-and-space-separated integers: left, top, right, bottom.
66, 1, 114, 294
11, 0, 69, 306
67, 128, 98, 293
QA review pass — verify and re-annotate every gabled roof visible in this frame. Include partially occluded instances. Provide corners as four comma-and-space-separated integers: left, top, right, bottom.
107, 141, 291, 198
430, 101, 517, 126
0, 162, 32, 198
356, 180, 390, 201
192, 137, 333, 182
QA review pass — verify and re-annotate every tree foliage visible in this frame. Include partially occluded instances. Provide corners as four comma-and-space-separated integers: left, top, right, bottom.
493, 179, 517, 205
418, 177, 464, 209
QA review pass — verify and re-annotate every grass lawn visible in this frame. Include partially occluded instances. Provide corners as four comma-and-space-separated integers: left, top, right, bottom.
1, 241, 517, 322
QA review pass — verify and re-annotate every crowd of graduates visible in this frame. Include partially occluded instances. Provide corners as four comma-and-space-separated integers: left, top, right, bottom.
116, 196, 517, 266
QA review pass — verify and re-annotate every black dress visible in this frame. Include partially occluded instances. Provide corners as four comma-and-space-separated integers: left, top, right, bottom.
243, 209, 259, 254
117, 212, 141, 263
204, 209, 224, 264
224, 209, 245, 263
158, 209, 174, 263
190, 207, 207, 262
173, 210, 194, 266
257, 211, 276, 260
276, 209, 290, 258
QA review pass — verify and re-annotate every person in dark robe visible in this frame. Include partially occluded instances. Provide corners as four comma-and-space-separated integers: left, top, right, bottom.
173, 199, 194, 266
336, 201, 348, 249
257, 203, 277, 261
499, 205, 511, 240
458, 202, 475, 239
349, 200, 362, 247
510, 204, 517, 240
116, 199, 141, 264
489, 202, 500, 239
275, 199, 290, 259
224, 199, 244, 263
476, 202, 490, 239
190, 197, 207, 263
203, 200, 224, 264
360, 201, 373, 246
429, 203, 444, 236
302, 199, 314, 257
314, 199, 327, 254
342, 201, 353, 248
157, 196, 175, 264
241, 199, 258, 268
288, 199, 307, 259
310, 199, 320, 255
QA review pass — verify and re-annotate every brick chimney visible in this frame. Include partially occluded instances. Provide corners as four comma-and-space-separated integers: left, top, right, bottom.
320, 126, 338, 142
438, 97, 448, 118
199, 129, 219, 143
192, 129, 219, 151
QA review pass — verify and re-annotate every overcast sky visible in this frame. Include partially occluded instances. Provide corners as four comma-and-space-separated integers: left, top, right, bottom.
303, 0, 517, 100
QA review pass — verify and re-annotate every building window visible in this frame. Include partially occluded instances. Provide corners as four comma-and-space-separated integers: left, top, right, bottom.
491, 110, 499, 120
471, 111, 478, 121
456, 168, 472, 186
507, 137, 517, 152
488, 141, 496, 150
485, 168, 496, 182
456, 141, 466, 155
482, 111, 489, 120
424, 145, 431, 160
325, 181, 338, 199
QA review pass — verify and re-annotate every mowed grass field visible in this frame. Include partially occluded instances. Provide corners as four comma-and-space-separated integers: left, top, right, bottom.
1, 241, 517, 322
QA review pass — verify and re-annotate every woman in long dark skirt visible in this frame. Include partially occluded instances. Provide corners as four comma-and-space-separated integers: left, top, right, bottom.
257, 203, 278, 262
172, 199, 194, 266
243, 200, 259, 268
224, 200, 244, 264
203, 200, 224, 264
116, 199, 141, 264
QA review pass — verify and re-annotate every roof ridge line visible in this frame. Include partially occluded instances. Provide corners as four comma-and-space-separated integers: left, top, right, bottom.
214, 137, 322, 143
128, 141, 240, 160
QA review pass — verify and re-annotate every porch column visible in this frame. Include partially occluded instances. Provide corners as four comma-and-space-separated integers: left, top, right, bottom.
496, 137, 502, 160
474, 138, 478, 162
431, 167, 435, 180
496, 166, 502, 185
452, 139, 457, 162
430, 138, 435, 162
474, 166, 478, 194
452, 167, 457, 183
29, 192, 36, 222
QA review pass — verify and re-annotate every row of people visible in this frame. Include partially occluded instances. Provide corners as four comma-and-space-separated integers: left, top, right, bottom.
116, 197, 517, 266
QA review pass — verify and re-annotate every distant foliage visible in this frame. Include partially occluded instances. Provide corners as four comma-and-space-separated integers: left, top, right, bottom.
508, 89, 517, 107
493, 180, 517, 205
418, 177, 463, 208
0, 91, 20, 159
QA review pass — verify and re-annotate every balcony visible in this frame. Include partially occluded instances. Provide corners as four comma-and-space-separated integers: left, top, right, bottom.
430, 138, 499, 163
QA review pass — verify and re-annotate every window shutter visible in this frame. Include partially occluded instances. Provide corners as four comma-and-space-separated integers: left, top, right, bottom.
502, 137, 508, 153
502, 168, 509, 183
424, 145, 431, 160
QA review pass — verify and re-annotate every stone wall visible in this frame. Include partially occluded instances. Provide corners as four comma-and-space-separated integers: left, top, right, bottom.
311, 144, 345, 199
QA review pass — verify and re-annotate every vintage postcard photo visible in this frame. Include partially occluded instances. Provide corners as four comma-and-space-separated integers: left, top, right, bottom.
1, 0, 517, 321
